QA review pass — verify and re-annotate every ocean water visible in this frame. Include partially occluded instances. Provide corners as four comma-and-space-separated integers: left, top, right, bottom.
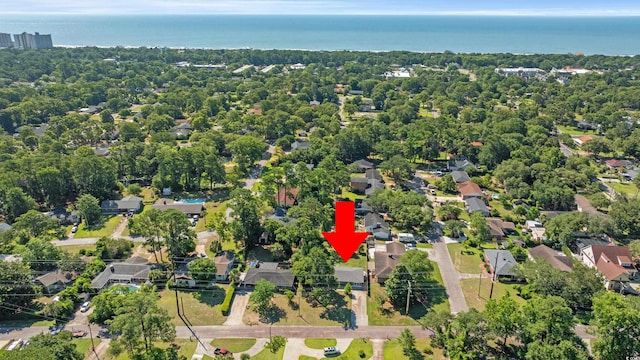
1, 15, 640, 55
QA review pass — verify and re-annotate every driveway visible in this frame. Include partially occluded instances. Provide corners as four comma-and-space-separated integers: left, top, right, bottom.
432, 243, 468, 314
351, 290, 368, 327
223, 290, 250, 326
283, 338, 354, 359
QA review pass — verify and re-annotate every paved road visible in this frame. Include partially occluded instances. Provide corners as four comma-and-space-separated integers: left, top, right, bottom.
432, 243, 469, 314
52, 236, 142, 246
559, 142, 574, 158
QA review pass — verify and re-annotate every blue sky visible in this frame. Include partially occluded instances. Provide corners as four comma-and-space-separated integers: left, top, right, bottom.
5, 0, 640, 15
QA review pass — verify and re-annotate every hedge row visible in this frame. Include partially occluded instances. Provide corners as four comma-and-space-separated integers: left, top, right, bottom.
221, 284, 235, 315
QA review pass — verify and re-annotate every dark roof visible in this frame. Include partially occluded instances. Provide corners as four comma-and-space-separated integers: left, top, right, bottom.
91, 262, 152, 289
243, 268, 295, 288
365, 213, 388, 230
484, 250, 518, 276
350, 177, 369, 184
36, 270, 78, 288
94, 147, 111, 156
101, 196, 143, 211
374, 251, 402, 280
529, 245, 573, 272
386, 242, 406, 256
334, 266, 365, 284
449, 158, 476, 170
574, 195, 598, 215
213, 251, 235, 276
577, 238, 611, 250
365, 180, 385, 196
354, 159, 374, 170
151, 199, 204, 215
451, 171, 471, 183
466, 197, 489, 214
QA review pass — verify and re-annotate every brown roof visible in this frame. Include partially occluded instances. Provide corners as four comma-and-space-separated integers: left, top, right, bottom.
213, 251, 235, 276
35, 270, 78, 288
470, 142, 484, 147
591, 245, 633, 265
596, 257, 629, 281
529, 245, 573, 272
457, 181, 483, 197
574, 195, 598, 215
276, 188, 298, 207
578, 135, 595, 143
605, 159, 626, 167
386, 242, 406, 256
374, 252, 402, 281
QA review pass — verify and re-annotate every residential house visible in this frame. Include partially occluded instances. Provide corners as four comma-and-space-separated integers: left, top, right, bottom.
350, 177, 369, 193
484, 250, 519, 280
354, 199, 372, 216
213, 251, 235, 281
604, 159, 633, 170
174, 274, 196, 288
458, 181, 484, 199
486, 218, 516, 241
451, 171, 471, 183
465, 197, 490, 216
576, 121, 599, 131
448, 157, 477, 171
581, 244, 637, 291
334, 266, 366, 290
573, 135, 596, 146
348, 90, 364, 96
91, 258, 152, 290
44, 208, 80, 225
36, 270, 78, 294
525, 220, 543, 230
275, 188, 298, 208
172, 122, 192, 139
291, 140, 310, 151
528, 245, 573, 272
622, 168, 640, 181
358, 104, 375, 112
258, 231, 270, 245
374, 242, 406, 284
265, 207, 292, 225
574, 195, 598, 215
309, 100, 321, 107
530, 227, 547, 242
353, 159, 374, 172
574, 236, 611, 255
151, 199, 204, 216
94, 147, 111, 157
365, 180, 385, 197
0, 254, 21, 262
241, 267, 295, 289
364, 213, 390, 240
100, 195, 143, 214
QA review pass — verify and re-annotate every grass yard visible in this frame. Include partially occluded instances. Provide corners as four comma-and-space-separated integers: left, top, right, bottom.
447, 242, 496, 274
610, 182, 638, 196
140, 187, 157, 204
195, 201, 228, 232
340, 188, 366, 201
300, 356, 316, 360
305, 338, 336, 349
107, 339, 197, 360
417, 243, 432, 249
557, 125, 597, 136
343, 252, 368, 269
210, 338, 256, 353
74, 215, 122, 238
383, 338, 445, 360
157, 288, 228, 326
73, 338, 101, 357
460, 278, 526, 311
58, 244, 96, 255
252, 345, 285, 360
244, 289, 352, 326
325, 338, 373, 360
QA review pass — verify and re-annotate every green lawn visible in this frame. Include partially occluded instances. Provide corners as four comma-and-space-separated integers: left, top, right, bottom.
72, 338, 101, 357
157, 288, 228, 326
300, 356, 316, 360
447, 242, 496, 274
203, 355, 214, 360
244, 289, 352, 326
383, 338, 445, 360
252, 345, 285, 360
340, 188, 366, 201
210, 338, 256, 353
326, 338, 373, 360
195, 201, 228, 232
557, 125, 597, 136
342, 252, 368, 268
58, 244, 96, 255
107, 339, 197, 360
460, 278, 527, 311
305, 338, 336, 349
367, 282, 442, 326
610, 182, 638, 196
73, 215, 122, 238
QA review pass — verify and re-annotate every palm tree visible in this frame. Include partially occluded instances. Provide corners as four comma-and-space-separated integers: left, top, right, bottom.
444, 220, 465, 239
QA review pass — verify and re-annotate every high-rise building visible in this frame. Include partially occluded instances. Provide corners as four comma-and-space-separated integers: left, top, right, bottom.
13, 32, 53, 49
0, 33, 13, 48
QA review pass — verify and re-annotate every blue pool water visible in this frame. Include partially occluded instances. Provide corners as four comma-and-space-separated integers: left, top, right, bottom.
179, 198, 206, 204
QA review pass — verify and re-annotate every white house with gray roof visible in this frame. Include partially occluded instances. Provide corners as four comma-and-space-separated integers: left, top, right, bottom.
334, 266, 366, 290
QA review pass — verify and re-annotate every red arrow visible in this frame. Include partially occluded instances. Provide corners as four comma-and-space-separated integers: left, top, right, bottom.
322, 201, 370, 262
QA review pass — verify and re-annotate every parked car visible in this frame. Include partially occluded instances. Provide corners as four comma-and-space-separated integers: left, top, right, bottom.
324, 346, 341, 357
214, 348, 233, 357
49, 326, 62, 335
80, 301, 91, 312
71, 225, 78, 233
426, 184, 436, 189
405, 241, 417, 250
430, 189, 437, 195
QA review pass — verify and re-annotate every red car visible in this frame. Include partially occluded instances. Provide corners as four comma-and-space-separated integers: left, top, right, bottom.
214, 348, 233, 357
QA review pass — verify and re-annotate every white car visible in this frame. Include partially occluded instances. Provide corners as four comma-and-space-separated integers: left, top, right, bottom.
323, 346, 340, 357
80, 301, 91, 312
71, 226, 78, 233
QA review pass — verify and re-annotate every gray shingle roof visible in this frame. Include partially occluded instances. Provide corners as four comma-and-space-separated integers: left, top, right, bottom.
334, 266, 365, 284
484, 250, 518, 276
451, 171, 471, 183
101, 196, 143, 212
243, 268, 295, 288
466, 197, 489, 214
365, 213, 388, 230
91, 262, 152, 289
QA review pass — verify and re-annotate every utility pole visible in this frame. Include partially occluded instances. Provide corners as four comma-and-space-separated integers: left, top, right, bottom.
477, 273, 482, 298
489, 250, 500, 299
88, 324, 99, 360
297, 282, 302, 317
405, 280, 412, 315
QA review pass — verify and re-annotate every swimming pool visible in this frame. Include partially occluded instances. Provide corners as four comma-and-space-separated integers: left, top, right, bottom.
177, 198, 206, 204
111, 284, 140, 294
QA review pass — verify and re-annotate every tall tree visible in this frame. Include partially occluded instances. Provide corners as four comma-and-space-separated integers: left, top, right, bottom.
228, 188, 262, 250
161, 209, 196, 259
249, 279, 276, 321
129, 208, 165, 263
592, 292, 640, 360
485, 294, 522, 348
3, 187, 38, 222
76, 194, 101, 227
0, 261, 40, 318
